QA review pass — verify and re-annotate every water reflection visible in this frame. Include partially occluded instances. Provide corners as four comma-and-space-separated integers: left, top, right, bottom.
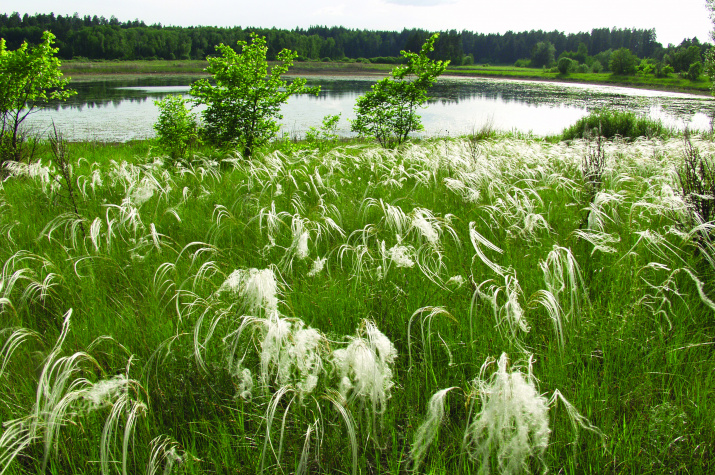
26, 75, 715, 142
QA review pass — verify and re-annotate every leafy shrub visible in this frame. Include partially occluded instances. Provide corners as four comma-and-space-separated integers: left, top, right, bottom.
368, 56, 407, 65
190, 33, 319, 157
352, 34, 447, 148
305, 114, 341, 150
609, 48, 639, 75
153, 94, 200, 164
513, 58, 531, 68
562, 109, 670, 141
557, 57, 575, 75
0, 31, 75, 165
654, 62, 674, 78
590, 60, 603, 73
686, 61, 703, 81
531, 41, 555, 68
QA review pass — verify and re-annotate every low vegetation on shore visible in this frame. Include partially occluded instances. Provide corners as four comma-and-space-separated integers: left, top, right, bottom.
58, 59, 713, 95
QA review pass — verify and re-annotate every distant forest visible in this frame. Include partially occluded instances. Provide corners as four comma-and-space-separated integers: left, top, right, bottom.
0, 11, 709, 66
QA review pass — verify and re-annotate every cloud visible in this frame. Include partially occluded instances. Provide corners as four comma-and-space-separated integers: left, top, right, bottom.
383, 0, 456, 6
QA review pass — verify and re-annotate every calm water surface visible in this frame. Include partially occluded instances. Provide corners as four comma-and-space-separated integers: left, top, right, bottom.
25, 75, 715, 142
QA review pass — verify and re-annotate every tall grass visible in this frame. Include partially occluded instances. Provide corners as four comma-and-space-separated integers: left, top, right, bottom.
561, 109, 672, 140
1, 134, 714, 473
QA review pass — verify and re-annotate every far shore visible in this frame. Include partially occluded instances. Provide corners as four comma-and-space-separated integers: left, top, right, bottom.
61, 59, 714, 96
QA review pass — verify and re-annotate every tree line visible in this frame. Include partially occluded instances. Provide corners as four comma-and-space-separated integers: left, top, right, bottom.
0, 11, 703, 66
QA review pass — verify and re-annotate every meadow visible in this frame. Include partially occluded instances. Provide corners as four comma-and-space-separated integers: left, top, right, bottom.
60, 59, 712, 95
1, 132, 714, 474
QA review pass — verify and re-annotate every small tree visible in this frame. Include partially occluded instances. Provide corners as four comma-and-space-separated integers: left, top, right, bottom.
351, 33, 448, 148
531, 41, 556, 68
0, 31, 75, 164
190, 33, 319, 158
557, 57, 575, 75
609, 48, 638, 75
686, 61, 703, 81
153, 94, 200, 164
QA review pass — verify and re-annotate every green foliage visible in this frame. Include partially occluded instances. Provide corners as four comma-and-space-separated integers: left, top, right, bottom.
638, 59, 654, 76
706, 1, 715, 94
531, 41, 555, 68
153, 94, 200, 164
513, 58, 531, 68
609, 48, 639, 75
189, 33, 319, 157
558, 42, 588, 65
678, 130, 715, 232
557, 57, 575, 75
561, 109, 671, 140
590, 60, 603, 73
305, 114, 341, 150
686, 61, 703, 81
591, 49, 612, 72
672, 45, 702, 73
0, 31, 75, 163
368, 56, 407, 65
654, 62, 674, 78
351, 34, 448, 148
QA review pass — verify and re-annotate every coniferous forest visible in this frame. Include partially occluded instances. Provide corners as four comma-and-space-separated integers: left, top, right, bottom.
0, 11, 707, 68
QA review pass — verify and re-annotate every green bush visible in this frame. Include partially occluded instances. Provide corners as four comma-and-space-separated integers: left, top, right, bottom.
189, 33, 319, 157
561, 109, 671, 141
686, 61, 703, 81
531, 41, 556, 68
557, 57, 575, 75
153, 94, 200, 164
369, 56, 407, 65
654, 61, 673, 78
609, 48, 638, 75
352, 34, 447, 148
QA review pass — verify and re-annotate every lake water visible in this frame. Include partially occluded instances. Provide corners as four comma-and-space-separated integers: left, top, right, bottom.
25, 75, 715, 142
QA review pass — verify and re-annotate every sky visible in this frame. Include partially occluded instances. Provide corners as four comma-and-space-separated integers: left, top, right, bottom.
4, 0, 714, 47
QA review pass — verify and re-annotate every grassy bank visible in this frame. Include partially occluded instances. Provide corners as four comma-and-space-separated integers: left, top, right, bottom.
446, 64, 713, 94
1, 134, 714, 473
61, 59, 713, 94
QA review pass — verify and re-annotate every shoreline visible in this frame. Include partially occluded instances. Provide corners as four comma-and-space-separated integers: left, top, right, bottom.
61, 60, 713, 96
441, 70, 714, 97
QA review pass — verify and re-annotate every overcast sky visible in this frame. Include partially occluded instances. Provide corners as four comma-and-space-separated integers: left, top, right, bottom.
4, 0, 713, 47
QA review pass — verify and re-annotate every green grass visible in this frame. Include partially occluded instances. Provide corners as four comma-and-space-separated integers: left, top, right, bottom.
446, 64, 713, 94
62, 59, 713, 94
561, 109, 674, 140
1, 134, 715, 474
61, 58, 394, 79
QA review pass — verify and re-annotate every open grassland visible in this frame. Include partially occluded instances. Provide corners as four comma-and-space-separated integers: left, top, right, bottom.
1, 135, 715, 474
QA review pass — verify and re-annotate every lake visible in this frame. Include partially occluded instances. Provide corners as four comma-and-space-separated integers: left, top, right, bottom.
25, 75, 715, 142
